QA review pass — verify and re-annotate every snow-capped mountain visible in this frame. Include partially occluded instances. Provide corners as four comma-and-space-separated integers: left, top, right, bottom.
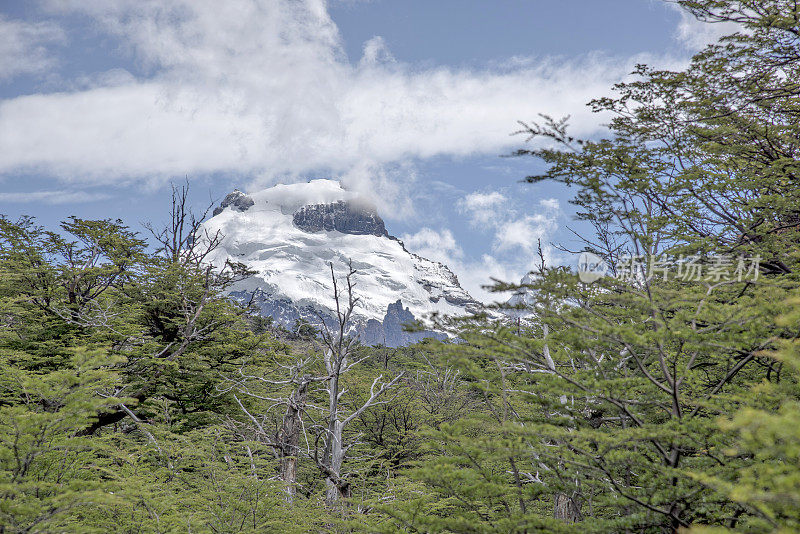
503, 272, 540, 321
202, 179, 482, 346
506, 272, 539, 309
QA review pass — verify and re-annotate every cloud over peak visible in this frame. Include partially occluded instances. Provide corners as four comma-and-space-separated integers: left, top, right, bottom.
1, 0, 680, 192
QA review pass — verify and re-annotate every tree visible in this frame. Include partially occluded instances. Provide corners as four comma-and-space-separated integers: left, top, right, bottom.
227, 262, 403, 510
313, 262, 405, 510
386, 0, 800, 531
0, 344, 121, 532
690, 290, 800, 533
78, 183, 255, 435
0, 199, 334, 531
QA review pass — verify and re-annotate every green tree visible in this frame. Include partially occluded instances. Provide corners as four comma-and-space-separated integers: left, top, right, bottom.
691, 291, 800, 533
0, 202, 298, 531
386, 0, 800, 531
0, 347, 122, 533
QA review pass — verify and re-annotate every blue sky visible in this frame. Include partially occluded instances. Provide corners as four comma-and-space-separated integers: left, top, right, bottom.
0, 0, 725, 301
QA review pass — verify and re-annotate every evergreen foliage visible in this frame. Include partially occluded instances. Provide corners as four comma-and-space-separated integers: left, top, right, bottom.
1, 1, 799, 532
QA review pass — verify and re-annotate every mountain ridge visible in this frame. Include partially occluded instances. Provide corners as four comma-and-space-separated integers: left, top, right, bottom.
202, 179, 482, 346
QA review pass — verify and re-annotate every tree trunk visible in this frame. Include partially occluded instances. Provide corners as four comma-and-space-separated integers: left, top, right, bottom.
324, 419, 348, 511
277, 378, 308, 503
554, 493, 582, 523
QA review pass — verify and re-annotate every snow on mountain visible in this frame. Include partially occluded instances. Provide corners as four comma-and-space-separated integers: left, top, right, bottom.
506, 272, 539, 308
504, 272, 539, 320
201, 179, 482, 344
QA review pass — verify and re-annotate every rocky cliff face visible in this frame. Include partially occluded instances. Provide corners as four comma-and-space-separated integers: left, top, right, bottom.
202, 180, 482, 346
293, 201, 388, 237
213, 190, 254, 216
359, 300, 447, 347
235, 290, 447, 347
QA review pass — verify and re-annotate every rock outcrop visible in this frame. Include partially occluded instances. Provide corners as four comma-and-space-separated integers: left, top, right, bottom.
213, 190, 255, 216
235, 289, 446, 348
292, 200, 388, 237
359, 300, 447, 347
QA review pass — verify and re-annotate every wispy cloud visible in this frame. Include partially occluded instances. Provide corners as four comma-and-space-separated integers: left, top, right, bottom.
403, 194, 561, 302
0, 190, 111, 205
0, 1, 708, 299
401, 225, 553, 304
495, 214, 556, 254
458, 189, 561, 255
0, 0, 683, 197
669, 3, 742, 50
458, 191, 507, 227
0, 14, 64, 81
400, 227, 463, 266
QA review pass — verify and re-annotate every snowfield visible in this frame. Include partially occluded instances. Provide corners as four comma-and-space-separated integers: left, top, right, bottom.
202, 179, 481, 330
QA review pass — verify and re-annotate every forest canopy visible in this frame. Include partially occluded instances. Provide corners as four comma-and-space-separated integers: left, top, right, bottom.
1, 1, 800, 532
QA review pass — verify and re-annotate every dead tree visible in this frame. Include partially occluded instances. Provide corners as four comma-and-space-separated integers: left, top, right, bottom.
554, 492, 583, 523
227, 261, 403, 509
225, 357, 323, 503
314, 261, 404, 510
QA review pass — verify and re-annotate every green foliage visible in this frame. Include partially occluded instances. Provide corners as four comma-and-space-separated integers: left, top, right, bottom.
3, 2, 800, 531
690, 292, 800, 533
388, 1, 800, 532
0, 348, 122, 532
76, 426, 326, 533
0, 213, 326, 532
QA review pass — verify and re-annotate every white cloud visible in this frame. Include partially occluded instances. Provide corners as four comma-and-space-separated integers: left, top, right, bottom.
0, 15, 64, 81
670, 4, 741, 49
0, 1, 693, 298
457, 191, 507, 227
539, 197, 559, 211
0, 0, 680, 197
336, 160, 418, 221
402, 196, 562, 303
400, 238, 559, 304
495, 213, 556, 253
0, 190, 111, 205
401, 226, 511, 303
457, 190, 561, 254
494, 198, 560, 255
400, 227, 463, 266
360, 36, 395, 67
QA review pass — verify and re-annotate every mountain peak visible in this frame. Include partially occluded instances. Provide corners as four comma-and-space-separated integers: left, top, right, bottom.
204, 179, 481, 344
213, 189, 255, 216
